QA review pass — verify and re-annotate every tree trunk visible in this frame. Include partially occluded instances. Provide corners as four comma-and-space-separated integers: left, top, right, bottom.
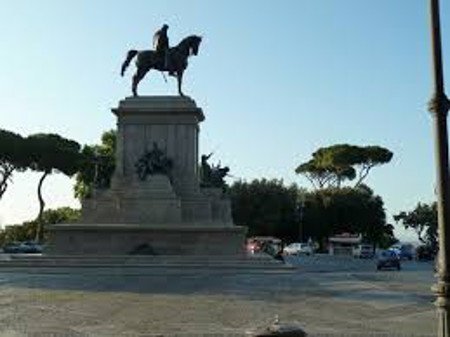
0, 164, 14, 200
35, 171, 49, 243
0, 177, 8, 200
354, 165, 372, 187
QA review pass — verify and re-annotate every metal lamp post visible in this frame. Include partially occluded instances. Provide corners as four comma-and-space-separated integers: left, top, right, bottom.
429, 1, 450, 336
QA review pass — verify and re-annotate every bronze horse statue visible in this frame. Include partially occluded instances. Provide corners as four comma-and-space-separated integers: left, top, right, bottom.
121, 35, 202, 97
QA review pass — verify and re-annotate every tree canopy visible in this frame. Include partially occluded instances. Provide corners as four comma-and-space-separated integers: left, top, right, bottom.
394, 202, 437, 250
74, 130, 116, 200
27, 133, 81, 176
26, 133, 81, 242
302, 185, 396, 249
228, 179, 395, 249
229, 179, 301, 242
0, 207, 81, 246
0, 129, 29, 200
295, 144, 393, 189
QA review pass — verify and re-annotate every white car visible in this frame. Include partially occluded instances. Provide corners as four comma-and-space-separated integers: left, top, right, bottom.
283, 243, 313, 256
353, 244, 374, 258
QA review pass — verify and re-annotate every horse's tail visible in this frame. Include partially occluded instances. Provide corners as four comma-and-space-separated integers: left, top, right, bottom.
121, 50, 138, 76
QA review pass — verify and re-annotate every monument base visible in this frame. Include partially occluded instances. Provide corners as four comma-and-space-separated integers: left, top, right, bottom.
47, 224, 247, 255
45, 96, 247, 258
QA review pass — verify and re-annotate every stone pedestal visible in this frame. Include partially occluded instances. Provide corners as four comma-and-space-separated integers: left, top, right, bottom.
48, 96, 246, 255
47, 225, 245, 255
111, 96, 204, 199
82, 174, 182, 224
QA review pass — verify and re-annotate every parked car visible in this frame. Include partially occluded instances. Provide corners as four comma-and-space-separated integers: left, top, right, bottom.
283, 243, 313, 256
246, 240, 259, 254
376, 249, 401, 270
2, 241, 42, 254
390, 244, 415, 260
18, 241, 43, 253
246, 237, 282, 256
353, 244, 374, 259
2, 242, 22, 254
390, 247, 402, 258
399, 244, 415, 260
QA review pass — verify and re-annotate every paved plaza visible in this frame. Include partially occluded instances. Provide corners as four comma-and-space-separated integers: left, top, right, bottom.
0, 255, 437, 337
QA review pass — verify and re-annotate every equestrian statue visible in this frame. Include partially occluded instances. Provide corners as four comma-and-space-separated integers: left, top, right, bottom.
121, 24, 202, 97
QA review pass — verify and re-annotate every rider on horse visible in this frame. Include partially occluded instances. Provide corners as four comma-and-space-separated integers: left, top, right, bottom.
153, 24, 174, 75
121, 32, 202, 96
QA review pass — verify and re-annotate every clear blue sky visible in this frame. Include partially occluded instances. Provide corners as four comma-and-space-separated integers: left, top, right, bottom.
1, 0, 448, 242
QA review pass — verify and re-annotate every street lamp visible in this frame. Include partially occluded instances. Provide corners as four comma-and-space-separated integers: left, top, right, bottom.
428, 1, 450, 336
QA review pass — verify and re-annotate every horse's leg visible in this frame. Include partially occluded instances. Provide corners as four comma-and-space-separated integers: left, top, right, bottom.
177, 71, 184, 96
132, 66, 149, 97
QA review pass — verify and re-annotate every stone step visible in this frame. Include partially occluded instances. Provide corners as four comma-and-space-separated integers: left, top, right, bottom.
9, 253, 272, 260
0, 253, 293, 271
6, 254, 280, 264
0, 266, 295, 276
0, 260, 284, 267
0, 261, 288, 268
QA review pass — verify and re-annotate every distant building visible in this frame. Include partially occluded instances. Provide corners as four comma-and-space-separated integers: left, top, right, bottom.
328, 233, 362, 256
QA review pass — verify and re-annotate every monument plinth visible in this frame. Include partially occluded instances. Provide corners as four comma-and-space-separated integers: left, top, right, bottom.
47, 96, 247, 255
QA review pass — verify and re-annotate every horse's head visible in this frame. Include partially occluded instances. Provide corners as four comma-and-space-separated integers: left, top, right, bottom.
189, 35, 202, 56
177, 35, 202, 57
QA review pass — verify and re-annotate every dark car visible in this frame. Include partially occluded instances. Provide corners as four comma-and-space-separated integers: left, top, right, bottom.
394, 244, 415, 260
376, 250, 401, 271
2, 242, 21, 254
18, 241, 43, 253
246, 237, 282, 255
2, 241, 42, 254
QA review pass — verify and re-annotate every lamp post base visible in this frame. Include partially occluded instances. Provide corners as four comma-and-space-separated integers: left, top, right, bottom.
434, 281, 450, 337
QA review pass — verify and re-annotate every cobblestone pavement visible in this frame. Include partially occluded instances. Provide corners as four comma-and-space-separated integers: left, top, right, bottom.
0, 256, 437, 336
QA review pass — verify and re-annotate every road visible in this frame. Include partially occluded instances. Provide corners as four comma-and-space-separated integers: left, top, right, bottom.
0, 255, 437, 336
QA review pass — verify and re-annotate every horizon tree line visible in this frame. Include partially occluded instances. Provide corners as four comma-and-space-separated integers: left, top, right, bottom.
2, 127, 427, 249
